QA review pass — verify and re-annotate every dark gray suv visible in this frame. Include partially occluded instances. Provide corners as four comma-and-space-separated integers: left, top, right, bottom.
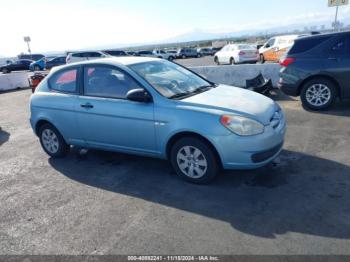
278, 31, 350, 110
176, 48, 200, 59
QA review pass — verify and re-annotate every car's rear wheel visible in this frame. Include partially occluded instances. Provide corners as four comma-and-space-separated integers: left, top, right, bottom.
168, 56, 174, 61
182, 54, 186, 59
300, 78, 337, 110
39, 123, 69, 158
170, 137, 219, 184
230, 57, 236, 65
259, 54, 265, 64
214, 56, 220, 65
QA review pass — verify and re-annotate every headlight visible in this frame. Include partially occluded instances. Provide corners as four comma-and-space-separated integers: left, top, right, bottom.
220, 115, 264, 136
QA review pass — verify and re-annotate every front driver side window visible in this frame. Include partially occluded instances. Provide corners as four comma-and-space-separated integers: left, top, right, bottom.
84, 66, 141, 99
266, 39, 275, 47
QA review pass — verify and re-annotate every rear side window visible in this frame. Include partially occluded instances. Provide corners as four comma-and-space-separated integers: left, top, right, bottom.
289, 36, 331, 55
329, 37, 347, 55
49, 69, 78, 93
89, 52, 102, 57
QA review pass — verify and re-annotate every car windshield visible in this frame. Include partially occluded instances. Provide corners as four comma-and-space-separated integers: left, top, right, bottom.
129, 60, 213, 99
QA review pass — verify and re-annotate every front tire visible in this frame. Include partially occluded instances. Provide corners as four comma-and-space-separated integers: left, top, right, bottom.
170, 137, 219, 184
34, 65, 41, 71
2, 68, 9, 74
39, 123, 69, 158
300, 78, 337, 111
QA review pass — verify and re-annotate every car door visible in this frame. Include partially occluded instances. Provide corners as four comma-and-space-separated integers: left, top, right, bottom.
325, 35, 350, 99
262, 38, 276, 62
76, 64, 157, 155
219, 46, 229, 64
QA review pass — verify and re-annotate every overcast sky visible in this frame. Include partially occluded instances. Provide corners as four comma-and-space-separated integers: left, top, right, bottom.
0, 0, 349, 56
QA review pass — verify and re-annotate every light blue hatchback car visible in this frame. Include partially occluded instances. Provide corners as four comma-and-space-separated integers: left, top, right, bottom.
30, 57, 286, 184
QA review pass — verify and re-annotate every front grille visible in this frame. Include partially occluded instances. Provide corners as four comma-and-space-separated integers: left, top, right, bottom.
251, 143, 283, 163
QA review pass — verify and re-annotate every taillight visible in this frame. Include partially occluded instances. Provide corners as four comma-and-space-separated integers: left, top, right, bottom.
280, 57, 295, 67
239, 51, 246, 56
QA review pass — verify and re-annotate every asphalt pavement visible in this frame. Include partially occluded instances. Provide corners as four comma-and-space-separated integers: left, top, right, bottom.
0, 88, 350, 255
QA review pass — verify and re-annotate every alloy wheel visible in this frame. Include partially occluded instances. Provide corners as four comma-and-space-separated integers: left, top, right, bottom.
305, 84, 331, 107
41, 129, 59, 154
176, 146, 208, 179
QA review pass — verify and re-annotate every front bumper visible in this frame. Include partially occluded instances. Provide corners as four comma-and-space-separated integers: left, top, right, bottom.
209, 112, 286, 170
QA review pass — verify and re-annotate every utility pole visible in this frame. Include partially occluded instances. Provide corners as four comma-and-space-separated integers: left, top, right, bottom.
334, 5, 339, 31
23, 36, 31, 59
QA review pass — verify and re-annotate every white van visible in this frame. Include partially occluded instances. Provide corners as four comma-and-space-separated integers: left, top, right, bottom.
259, 35, 299, 63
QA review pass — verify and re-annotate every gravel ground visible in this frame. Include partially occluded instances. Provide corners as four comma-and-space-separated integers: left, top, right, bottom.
0, 89, 350, 255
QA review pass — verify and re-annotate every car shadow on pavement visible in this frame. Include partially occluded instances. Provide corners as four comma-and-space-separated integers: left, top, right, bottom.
49, 148, 350, 240
0, 128, 10, 146
302, 100, 350, 117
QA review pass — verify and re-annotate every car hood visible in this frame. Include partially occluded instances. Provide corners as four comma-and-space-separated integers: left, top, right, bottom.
180, 84, 277, 125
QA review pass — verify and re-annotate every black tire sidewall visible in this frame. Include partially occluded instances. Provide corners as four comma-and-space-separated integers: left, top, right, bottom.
34, 66, 40, 71
39, 123, 69, 158
170, 137, 219, 184
214, 56, 220, 65
300, 78, 337, 110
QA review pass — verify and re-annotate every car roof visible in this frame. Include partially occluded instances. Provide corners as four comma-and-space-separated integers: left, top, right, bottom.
295, 30, 350, 42
51, 57, 162, 73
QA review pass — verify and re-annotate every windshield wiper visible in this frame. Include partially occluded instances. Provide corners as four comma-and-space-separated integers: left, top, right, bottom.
169, 92, 191, 99
192, 85, 214, 94
169, 84, 215, 100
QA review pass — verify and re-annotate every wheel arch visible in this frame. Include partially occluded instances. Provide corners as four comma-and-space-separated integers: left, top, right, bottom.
165, 131, 223, 168
298, 74, 342, 98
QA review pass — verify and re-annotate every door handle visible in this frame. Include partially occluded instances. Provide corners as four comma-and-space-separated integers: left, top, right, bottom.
80, 103, 94, 109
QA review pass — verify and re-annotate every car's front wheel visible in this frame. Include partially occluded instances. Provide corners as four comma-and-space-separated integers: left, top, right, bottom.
39, 123, 70, 158
170, 137, 219, 184
2, 68, 9, 74
34, 65, 41, 71
300, 78, 337, 110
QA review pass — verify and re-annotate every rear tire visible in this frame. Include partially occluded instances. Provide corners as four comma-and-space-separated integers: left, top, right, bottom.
300, 78, 337, 111
170, 137, 219, 184
259, 55, 265, 64
230, 57, 236, 65
39, 123, 69, 158
214, 56, 220, 65
182, 54, 186, 59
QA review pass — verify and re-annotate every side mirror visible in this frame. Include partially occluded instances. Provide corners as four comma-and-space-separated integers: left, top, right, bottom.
126, 88, 152, 103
